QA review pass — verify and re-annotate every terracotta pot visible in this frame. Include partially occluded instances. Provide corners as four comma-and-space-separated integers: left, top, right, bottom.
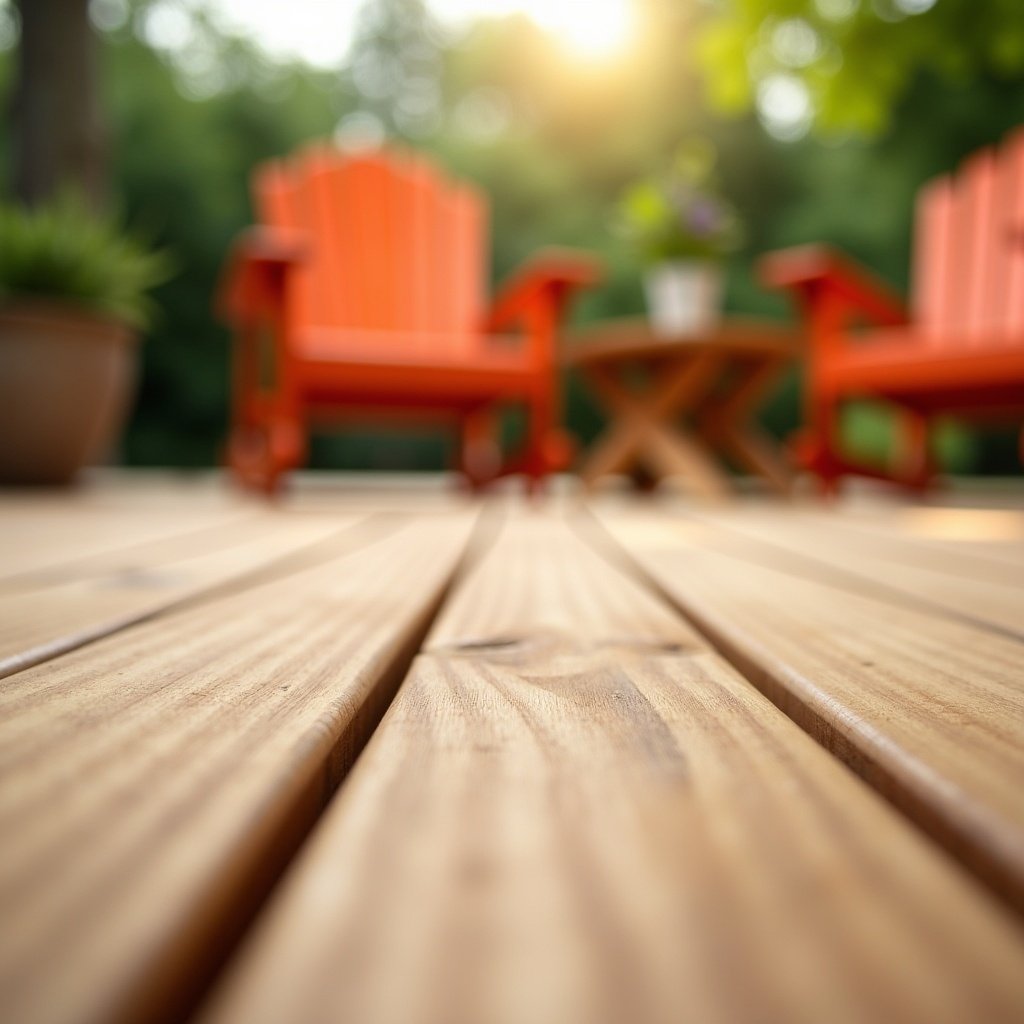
0, 302, 137, 485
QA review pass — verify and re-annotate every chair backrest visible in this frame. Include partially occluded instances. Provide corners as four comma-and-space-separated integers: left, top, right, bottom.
912, 127, 1024, 346
252, 146, 488, 345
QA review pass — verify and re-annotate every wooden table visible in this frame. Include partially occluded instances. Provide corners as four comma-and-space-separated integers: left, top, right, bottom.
563, 317, 801, 496
2, 475, 1024, 1024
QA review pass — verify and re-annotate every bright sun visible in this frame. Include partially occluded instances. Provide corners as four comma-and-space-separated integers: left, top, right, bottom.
525, 0, 634, 58
432, 0, 635, 59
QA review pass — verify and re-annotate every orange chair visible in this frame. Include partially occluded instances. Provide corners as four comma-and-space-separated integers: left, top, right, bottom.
760, 127, 1024, 493
217, 145, 601, 492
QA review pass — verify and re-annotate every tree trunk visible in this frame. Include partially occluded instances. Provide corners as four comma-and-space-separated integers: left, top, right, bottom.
12, 0, 106, 209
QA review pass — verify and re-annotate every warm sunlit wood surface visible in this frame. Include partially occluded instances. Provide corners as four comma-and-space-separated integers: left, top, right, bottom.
0, 473, 1022, 1024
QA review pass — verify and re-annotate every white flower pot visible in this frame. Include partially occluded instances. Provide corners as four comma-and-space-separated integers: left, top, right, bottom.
644, 260, 723, 338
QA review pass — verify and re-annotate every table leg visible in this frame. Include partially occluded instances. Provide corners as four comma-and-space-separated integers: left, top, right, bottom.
719, 425, 794, 493
577, 364, 656, 488
579, 354, 731, 497
578, 417, 645, 487
645, 422, 732, 499
700, 358, 794, 494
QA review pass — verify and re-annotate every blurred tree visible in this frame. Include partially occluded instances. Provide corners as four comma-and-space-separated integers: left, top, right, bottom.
94, 6, 346, 466
12, 0, 106, 207
0, 0, 1016, 474
345, 0, 445, 139
696, 0, 1024, 137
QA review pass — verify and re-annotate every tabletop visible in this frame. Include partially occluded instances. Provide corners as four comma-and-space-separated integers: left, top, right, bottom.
561, 315, 802, 366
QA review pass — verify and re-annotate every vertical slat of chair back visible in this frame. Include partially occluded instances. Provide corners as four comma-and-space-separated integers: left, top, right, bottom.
394, 155, 431, 341
912, 176, 955, 343
1000, 129, 1024, 340
960, 148, 999, 341
301, 148, 388, 330
254, 147, 487, 347
939, 153, 986, 340
413, 157, 450, 337
396, 158, 440, 339
914, 131, 1024, 347
252, 161, 316, 328
438, 184, 487, 357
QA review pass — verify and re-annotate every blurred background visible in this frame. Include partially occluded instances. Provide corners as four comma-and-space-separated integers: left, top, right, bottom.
3, 0, 1022, 475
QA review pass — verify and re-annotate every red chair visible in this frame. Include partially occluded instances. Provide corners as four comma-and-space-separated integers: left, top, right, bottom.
760, 128, 1024, 493
217, 145, 601, 492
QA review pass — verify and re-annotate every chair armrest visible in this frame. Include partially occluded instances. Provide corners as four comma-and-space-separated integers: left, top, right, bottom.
758, 244, 908, 328
216, 227, 308, 325
485, 247, 604, 333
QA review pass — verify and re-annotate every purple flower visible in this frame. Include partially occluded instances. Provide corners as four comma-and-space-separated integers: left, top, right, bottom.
686, 198, 722, 237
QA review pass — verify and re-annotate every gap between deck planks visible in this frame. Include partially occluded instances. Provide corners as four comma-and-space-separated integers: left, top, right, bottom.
199, 512, 1024, 1024
0, 511, 482, 1024
586, 507, 1024, 918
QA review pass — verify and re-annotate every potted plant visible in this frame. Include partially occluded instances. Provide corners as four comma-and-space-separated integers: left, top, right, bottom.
0, 196, 170, 485
618, 141, 742, 337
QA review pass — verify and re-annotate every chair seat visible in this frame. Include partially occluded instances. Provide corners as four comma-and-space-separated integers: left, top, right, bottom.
298, 327, 528, 366
296, 328, 543, 410
830, 330, 1024, 408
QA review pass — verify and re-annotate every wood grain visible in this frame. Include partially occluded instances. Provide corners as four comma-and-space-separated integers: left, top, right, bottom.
834, 505, 1024, 573
0, 514, 478, 1024
0, 512, 375, 679
0, 501, 250, 582
689, 507, 1024, 638
591, 509, 1024, 914
201, 514, 1024, 1024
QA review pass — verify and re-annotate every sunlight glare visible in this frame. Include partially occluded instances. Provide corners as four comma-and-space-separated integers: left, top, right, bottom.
431, 0, 635, 59
897, 508, 1024, 541
532, 0, 634, 58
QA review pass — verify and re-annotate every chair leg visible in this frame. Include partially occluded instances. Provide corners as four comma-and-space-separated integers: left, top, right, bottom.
524, 390, 573, 488
227, 423, 284, 495
227, 404, 305, 496
894, 408, 933, 490
523, 391, 549, 485
228, 317, 306, 495
460, 407, 502, 489
228, 423, 274, 494
792, 391, 844, 496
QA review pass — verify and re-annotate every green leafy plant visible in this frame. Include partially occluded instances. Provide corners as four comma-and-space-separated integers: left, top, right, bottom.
695, 0, 1024, 138
617, 140, 743, 265
0, 196, 172, 330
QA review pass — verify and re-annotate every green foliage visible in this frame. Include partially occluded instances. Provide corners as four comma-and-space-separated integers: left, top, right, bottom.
1, 0, 1017, 473
696, 0, 1024, 137
0, 194, 171, 328
842, 404, 976, 474
616, 140, 743, 263
99, 26, 344, 465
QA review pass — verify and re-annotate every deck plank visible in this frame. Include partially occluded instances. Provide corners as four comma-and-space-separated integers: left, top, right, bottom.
200, 514, 1024, 1024
688, 507, 1024, 638
591, 509, 1024, 914
0, 512, 377, 679
0, 513, 478, 1024
826, 505, 1024, 573
0, 502, 253, 581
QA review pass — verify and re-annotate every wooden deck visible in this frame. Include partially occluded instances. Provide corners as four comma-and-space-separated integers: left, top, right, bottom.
1, 473, 1023, 1024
